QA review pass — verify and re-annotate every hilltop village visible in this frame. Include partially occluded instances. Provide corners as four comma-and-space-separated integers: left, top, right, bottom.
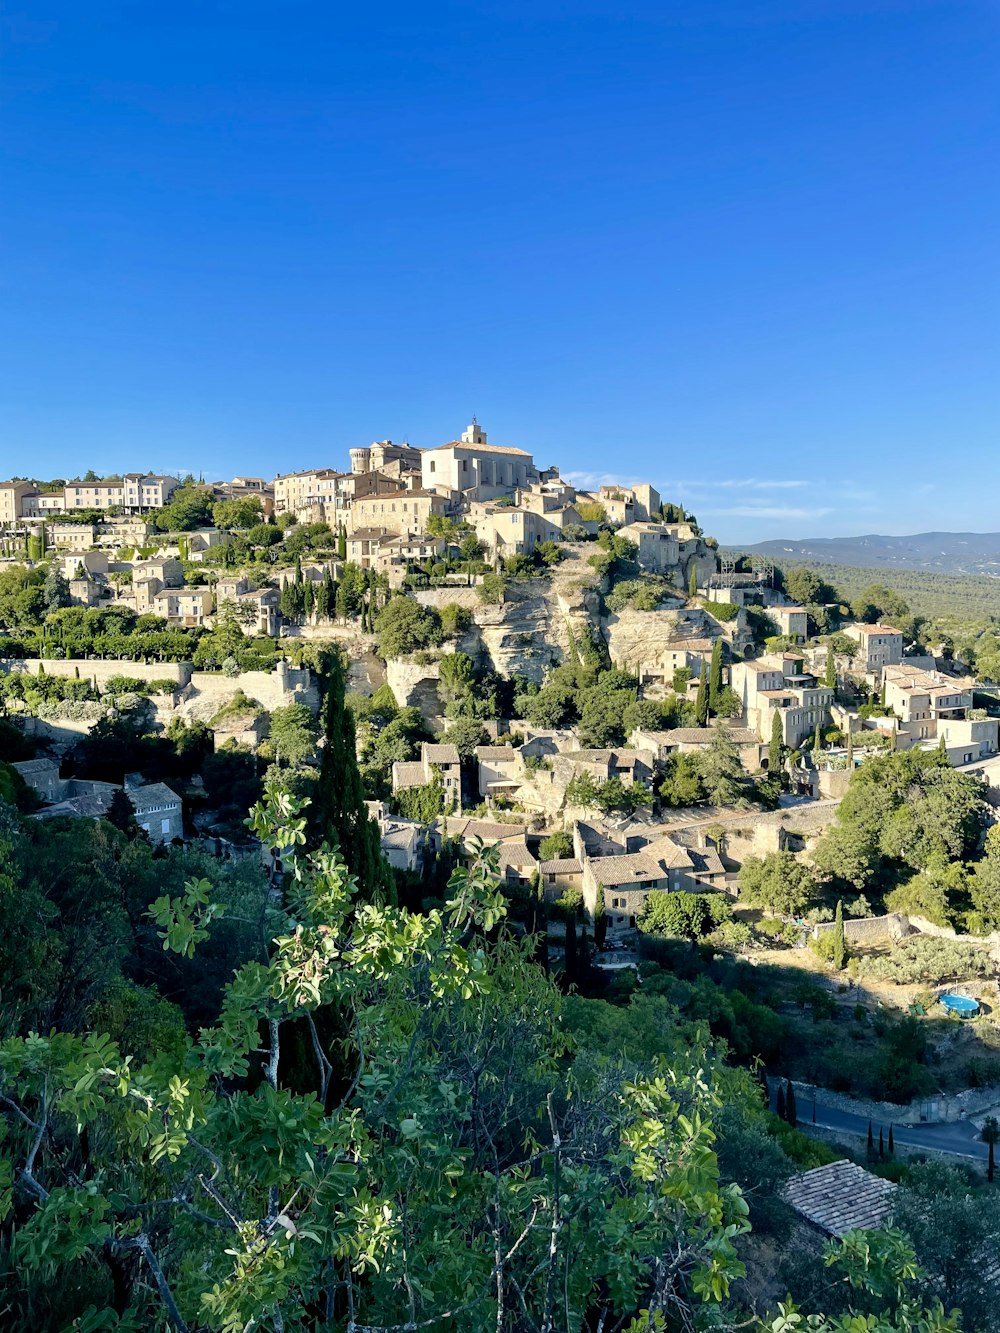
2, 419, 999, 935
9, 422, 1000, 1326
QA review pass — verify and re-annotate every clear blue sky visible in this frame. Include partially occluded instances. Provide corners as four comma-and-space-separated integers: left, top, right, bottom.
1, 2, 998, 542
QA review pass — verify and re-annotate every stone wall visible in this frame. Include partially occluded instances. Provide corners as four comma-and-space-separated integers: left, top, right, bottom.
1, 657, 192, 688
813, 912, 910, 947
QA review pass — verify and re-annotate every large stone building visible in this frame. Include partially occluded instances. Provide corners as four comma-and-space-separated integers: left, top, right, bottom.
420, 420, 537, 500
349, 488, 447, 538
732, 653, 834, 749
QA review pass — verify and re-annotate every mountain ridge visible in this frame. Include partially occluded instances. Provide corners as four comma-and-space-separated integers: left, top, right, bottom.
726, 531, 1000, 578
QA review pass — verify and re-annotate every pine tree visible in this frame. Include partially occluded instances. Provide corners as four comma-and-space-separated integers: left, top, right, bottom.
708, 638, 722, 715
785, 1080, 797, 1127
832, 899, 846, 971
311, 647, 396, 904
688, 565, 698, 599
696, 660, 709, 727
769, 709, 783, 777
776, 1085, 786, 1121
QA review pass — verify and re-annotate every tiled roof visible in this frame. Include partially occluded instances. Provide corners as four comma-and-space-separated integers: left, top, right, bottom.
782, 1160, 896, 1238
392, 761, 426, 789
497, 839, 537, 870
475, 746, 522, 761
424, 744, 461, 765
128, 782, 181, 811
660, 728, 761, 745
427, 442, 532, 457
440, 816, 529, 843
539, 858, 582, 874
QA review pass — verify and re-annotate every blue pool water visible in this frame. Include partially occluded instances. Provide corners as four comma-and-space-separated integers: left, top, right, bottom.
939, 993, 980, 1017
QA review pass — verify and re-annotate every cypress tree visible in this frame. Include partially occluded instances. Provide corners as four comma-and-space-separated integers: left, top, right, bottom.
867, 1120, 874, 1154
786, 1080, 797, 1127
311, 647, 396, 904
337, 523, 347, 561
813, 722, 823, 752
824, 642, 836, 689
847, 726, 854, 768
564, 914, 577, 987
832, 899, 846, 971
776, 1085, 786, 1121
708, 638, 723, 714
688, 565, 698, 599
878, 1127, 884, 1158
888, 1124, 895, 1156
696, 660, 709, 727
769, 710, 783, 777
990, 1138, 995, 1185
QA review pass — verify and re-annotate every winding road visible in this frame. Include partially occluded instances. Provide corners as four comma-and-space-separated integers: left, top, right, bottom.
782, 1092, 989, 1161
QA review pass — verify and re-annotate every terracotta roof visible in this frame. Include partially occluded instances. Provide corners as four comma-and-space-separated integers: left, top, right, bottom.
782, 1160, 896, 1238
475, 746, 522, 761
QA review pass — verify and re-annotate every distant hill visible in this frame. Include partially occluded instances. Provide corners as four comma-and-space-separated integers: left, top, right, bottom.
729, 532, 1000, 579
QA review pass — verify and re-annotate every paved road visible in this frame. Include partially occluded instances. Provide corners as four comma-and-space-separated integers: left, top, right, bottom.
783, 1094, 989, 1161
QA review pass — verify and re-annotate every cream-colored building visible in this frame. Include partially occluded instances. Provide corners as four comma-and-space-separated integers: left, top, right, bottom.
349, 488, 446, 538
470, 504, 564, 558
273, 469, 349, 518
0, 480, 36, 525
845, 624, 905, 677
732, 653, 834, 748
770, 605, 809, 642
59, 474, 179, 514
151, 586, 214, 627
420, 420, 537, 499
391, 743, 462, 807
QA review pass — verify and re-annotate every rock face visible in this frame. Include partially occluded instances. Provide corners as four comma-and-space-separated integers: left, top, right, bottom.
385, 657, 442, 723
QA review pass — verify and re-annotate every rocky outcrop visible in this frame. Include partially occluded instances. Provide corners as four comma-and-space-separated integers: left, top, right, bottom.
385, 657, 442, 724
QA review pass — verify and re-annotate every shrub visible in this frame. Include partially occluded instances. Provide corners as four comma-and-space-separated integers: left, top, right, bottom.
856, 936, 991, 986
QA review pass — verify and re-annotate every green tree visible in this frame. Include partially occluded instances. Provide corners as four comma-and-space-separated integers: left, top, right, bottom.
659, 752, 706, 808
688, 564, 698, 598
698, 721, 751, 807
739, 851, 817, 916
769, 709, 784, 777
311, 647, 396, 903
155, 483, 215, 532
824, 641, 836, 688
212, 496, 262, 530
832, 899, 846, 971
984, 1117, 999, 1184
374, 596, 441, 658
438, 650, 476, 709
337, 522, 347, 560
695, 659, 709, 726
538, 831, 573, 861
708, 637, 723, 714
267, 702, 318, 768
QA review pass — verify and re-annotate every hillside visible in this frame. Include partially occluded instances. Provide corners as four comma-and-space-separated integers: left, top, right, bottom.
733, 531, 1000, 578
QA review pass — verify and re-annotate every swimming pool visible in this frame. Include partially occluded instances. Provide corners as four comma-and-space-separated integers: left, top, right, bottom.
939, 993, 980, 1017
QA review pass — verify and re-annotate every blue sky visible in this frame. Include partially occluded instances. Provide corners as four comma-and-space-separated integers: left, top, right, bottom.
1, 1, 998, 542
